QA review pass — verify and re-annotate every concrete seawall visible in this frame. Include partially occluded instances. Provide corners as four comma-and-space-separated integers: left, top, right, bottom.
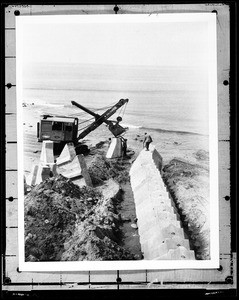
130, 145, 195, 260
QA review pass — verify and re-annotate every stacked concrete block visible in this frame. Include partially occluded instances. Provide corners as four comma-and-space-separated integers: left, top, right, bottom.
56, 142, 76, 166
35, 165, 51, 185
40, 140, 54, 164
106, 137, 122, 158
130, 146, 195, 260
56, 144, 92, 188
39, 140, 57, 176
26, 165, 39, 186
156, 246, 195, 260
58, 154, 93, 187
26, 140, 57, 186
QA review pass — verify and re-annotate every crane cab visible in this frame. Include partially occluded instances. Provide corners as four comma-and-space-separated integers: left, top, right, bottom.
37, 115, 78, 144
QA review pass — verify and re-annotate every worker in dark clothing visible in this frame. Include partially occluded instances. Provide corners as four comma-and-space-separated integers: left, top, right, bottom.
143, 133, 153, 151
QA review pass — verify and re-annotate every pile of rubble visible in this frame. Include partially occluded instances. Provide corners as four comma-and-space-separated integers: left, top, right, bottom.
24, 140, 136, 261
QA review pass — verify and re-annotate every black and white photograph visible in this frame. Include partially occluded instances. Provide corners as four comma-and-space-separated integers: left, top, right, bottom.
16, 13, 219, 271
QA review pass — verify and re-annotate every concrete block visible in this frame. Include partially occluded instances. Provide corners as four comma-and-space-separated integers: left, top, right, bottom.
131, 176, 165, 192
129, 157, 152, 175
56, 142, 76, 166
136, 205, 176, 221
71, 176, 91, 188
133, 187, 167, 204
130, 174, 147, 190
130, 147, 192, 260
149, 195, 173, 206
158, 246, 195, 260
35, 165, 51, 185
163, 237, 190, 250
139, 224, 184, 243
138, 222, 182, 242
144, 242, 171, 259
140, 232, 186, 257
152, 210, 177, 221
161, 223, 185, 238
106, 137, 122, 158
40, 140, 54, 164
58, 155, 92, 187
133, 179, 166, 194
26, 164, 39, 186
152, 205, 175, 214
129, 160, 143, 175
137, 214, 179, 235
150, 190, 170, 199
152, 149, 163, 171
46, 163, 57, 176
136, 203, 174, 218
144, 237, 190, 259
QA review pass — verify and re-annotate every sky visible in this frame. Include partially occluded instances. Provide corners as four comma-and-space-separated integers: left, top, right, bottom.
18, 14, 211, 68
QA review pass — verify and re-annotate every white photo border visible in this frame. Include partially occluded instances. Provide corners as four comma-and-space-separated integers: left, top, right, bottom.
16, 13, 219, 271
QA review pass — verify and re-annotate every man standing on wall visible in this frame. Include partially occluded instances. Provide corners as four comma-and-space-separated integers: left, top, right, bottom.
143, 133, 153, 151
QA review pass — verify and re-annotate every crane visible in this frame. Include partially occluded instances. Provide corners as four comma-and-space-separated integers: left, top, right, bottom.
71, 98, 129, 140
37, 99, 129, 153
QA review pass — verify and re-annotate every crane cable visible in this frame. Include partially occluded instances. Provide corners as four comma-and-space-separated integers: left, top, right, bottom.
68, 101, 117, 118
76, 102, 118, 128
77, 103, 117, 131
76, 100, 127, 131
118, 101, 128, 119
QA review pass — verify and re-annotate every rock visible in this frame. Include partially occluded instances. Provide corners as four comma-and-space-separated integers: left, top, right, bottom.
131, 223, 138, 229
194, 149, 209, 161
121, 215, 131, 222
27, 254, 38, 262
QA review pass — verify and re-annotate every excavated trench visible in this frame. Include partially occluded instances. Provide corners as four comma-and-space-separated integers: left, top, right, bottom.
119, 183, 142, 259
86, 151, 142, 259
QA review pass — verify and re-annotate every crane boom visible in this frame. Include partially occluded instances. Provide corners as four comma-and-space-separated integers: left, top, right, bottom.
71, 101, 100, 119
71, 99, 129, 140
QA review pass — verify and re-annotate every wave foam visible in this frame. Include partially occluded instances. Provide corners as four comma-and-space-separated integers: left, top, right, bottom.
121, 123, 142, 129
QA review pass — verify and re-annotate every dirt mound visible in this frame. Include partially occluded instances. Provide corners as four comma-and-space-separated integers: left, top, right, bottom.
25, 175, 135, 261
88, 154, 130, 185
162, 158, 210, 260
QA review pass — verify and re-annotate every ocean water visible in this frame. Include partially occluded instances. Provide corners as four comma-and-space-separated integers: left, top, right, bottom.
22, 63, 209, 135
